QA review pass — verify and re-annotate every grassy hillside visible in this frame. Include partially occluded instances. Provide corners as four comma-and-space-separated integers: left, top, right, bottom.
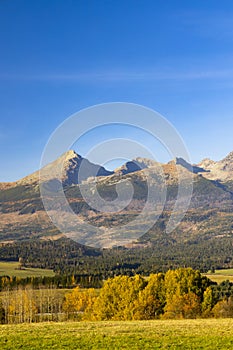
1, 319, 233, 349
204, 269, 233, 283
0, 262, 54, 278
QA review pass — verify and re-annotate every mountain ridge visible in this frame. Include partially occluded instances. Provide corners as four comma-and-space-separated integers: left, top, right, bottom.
196, 151, 233, 182
2, 149, 233, 186
0, 149, 233, 248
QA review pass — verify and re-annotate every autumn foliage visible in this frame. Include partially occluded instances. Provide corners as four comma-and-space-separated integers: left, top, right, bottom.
63, 268, 233, 321
1, 268, 233, 323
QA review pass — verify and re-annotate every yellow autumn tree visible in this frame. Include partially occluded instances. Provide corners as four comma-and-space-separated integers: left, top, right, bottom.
92, 275, 146, 321
212, 297, 233, 318
163, 268, 204, 319
202, 286, 215, 317
63, 286, 96, 320
164, 268, 205, 299
7, 287, 37, 323
133, 273, 165, 320
163, 291, 201, 319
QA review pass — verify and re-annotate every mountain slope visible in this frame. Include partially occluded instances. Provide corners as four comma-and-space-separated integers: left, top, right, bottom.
0, 150, 233, 249
197, 151, 233, 182
18, 150, 113, 186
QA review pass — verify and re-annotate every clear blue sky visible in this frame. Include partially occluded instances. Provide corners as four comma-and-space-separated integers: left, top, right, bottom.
1, 0, 233, 181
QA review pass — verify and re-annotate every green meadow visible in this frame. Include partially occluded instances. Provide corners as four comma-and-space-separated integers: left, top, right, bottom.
0, 261, 54, 278
204, 268, 233, 283
0, 319, 233, 349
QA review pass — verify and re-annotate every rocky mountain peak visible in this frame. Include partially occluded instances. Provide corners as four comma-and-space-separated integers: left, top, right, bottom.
134, 157, 160, 168
196, 151, 233, 182
221, 151, 233, 166
197, 158, 216, 170
113, 157, 159, 175
18, 150, 113, 186
63, 149, 81, 161
114, 160, 143, 175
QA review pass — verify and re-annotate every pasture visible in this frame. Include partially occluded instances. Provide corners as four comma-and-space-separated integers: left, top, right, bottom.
0, 261, 54, 278
0, 319, 233, 349
204, 268, 233, 283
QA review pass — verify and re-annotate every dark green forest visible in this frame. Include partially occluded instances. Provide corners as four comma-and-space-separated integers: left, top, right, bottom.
0, 237, 233, 281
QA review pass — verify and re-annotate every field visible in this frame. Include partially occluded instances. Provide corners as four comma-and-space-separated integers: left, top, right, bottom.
0, 261, 54, 278
204, 268, 233, 283
0, 319, 233, 349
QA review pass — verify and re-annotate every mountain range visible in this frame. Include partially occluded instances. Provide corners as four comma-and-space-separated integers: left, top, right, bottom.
0, 150, 233, 251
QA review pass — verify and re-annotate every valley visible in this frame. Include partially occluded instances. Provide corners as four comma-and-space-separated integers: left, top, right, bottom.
0, 150, 233, 274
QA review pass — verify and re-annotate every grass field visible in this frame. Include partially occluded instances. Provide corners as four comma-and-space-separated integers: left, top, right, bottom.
0, 261, 55, 278
0, 319, 233, 349
204, 268, 233, 283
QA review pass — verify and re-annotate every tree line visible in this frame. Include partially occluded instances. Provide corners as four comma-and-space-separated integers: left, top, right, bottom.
1, 268, 233, 323
1, 238, 233, 278
0, 274, 103, 291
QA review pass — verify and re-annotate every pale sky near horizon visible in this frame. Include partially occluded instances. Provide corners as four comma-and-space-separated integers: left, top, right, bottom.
1, 0, 233, 181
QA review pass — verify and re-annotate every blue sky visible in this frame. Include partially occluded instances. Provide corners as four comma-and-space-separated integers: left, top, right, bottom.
1, 0, 233, 181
